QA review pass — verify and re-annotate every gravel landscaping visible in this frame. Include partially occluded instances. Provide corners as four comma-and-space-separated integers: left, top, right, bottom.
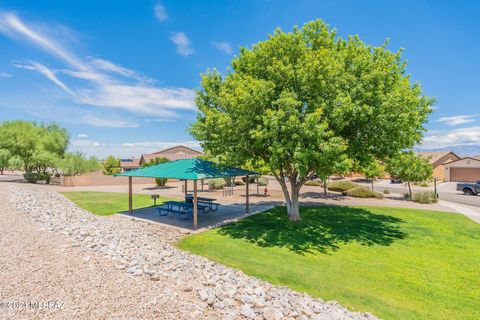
5, 185, 377, 320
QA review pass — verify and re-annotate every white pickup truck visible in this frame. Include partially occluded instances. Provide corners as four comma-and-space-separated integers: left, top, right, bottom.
456, 180, 480, 195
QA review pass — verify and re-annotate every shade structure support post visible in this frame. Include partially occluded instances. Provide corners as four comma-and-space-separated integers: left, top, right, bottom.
193, 180, 198, 229
184, 180, 188, 195
128, 176, 133, 213
246, 175, 250, 213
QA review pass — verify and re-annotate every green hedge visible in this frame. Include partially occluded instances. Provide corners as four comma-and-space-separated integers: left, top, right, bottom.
327, 180, 358, 192
345, 186, 383, 199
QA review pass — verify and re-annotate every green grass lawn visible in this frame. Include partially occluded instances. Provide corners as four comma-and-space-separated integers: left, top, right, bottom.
62, 191, 174, 216
177, 206, 480, 320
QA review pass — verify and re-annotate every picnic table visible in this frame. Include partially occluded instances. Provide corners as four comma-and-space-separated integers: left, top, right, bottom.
157, 200, 209, 219
185, 194, 220, 212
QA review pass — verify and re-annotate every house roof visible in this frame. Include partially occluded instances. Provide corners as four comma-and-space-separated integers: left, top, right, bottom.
116, 158, 258, 180
443, 157, 480, 166
141, 145, 203, 163
120, 158, 140, 168
419, 151, 460, 166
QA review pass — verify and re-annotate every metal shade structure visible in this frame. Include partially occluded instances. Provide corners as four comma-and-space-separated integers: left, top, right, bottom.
116, 158, 258, 228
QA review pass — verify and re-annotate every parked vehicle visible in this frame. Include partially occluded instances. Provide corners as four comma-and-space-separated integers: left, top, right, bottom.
456, 180, 480, 195
390, 177, 403, 184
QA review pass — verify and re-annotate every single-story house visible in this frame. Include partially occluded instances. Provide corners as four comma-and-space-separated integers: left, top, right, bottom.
139, 145, 203, 166
444, 157, 480, 182
419, 151, 461, 181
120, 158, 141, 172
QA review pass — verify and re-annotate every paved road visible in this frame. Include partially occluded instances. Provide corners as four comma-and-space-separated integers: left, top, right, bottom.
371, 185, 480, 207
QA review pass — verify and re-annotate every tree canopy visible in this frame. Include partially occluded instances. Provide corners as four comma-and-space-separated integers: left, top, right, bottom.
386, 152, 433, 199
0, 120, 69, 173
102, 155, 121, 175
191, 19, 434, 220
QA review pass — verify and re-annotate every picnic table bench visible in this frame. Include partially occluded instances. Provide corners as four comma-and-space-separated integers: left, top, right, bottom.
185, 195, 220, 212
157, 201, 208, 219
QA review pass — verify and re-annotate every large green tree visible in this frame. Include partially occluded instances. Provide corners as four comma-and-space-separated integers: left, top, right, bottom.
0, 121, 69, 173
191, 20, 433, 220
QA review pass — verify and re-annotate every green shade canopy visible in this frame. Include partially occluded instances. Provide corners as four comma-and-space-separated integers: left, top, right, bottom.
116, 158, 258, 180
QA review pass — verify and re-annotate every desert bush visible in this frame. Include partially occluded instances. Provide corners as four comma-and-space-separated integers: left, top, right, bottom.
241, 176, 256, 184
155, 178, 168, 187
383, 189, 390, 194
257, 176, 269, 186
420, 182, 429, 187
23, 173, 38, 183
305, 180, 322, 186
413, 191, 438, 204
327, 180, 358, 192
208, 178, 226, 190
234, 180, 245, 186
345, 186, 383, 199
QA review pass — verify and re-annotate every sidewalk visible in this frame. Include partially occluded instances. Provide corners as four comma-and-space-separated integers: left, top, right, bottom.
439, 200, 480, 224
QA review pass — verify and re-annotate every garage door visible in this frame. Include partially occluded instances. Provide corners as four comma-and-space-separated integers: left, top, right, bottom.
450, 168, 480, 182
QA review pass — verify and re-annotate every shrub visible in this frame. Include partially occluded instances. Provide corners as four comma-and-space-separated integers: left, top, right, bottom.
420, 182, 429, 187
403, 192, 411, 199
23, 173, 38, 183
208, 178, 226, 190
155, 178, 168, 187
383, 189, 390, 194
345, 186, 383, 199
413, 191, 438, 204
102, 155, 121, 175
23, 172, 51, 184
327, 180, 358, 192
257, 176, 269, 186
235, 180, 245, 186
241, 176, 256, 184
305, 180, 322, 186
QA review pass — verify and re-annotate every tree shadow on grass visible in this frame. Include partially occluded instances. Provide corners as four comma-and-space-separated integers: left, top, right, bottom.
217, 206, 407, 255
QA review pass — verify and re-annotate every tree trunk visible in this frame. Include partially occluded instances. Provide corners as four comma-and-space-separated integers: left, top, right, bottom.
276, 176, 302, 221
0, 167, 3, 175
323, 178, 327, 196
371, 179, 374, 190
288, 188, 301, 221
407, 181, 412, 200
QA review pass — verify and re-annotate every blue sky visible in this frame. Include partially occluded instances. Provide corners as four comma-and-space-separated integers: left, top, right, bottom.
1, 0, 479, 158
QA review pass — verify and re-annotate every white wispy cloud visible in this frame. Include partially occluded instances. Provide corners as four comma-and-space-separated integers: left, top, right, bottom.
14, 61, 73, 94
436, 114, 478, 126
421, 126, 480, 149
0, 71, 11, 78
0, 11, 196, 119
212, 41, 233, 54
154, 4, 168, 22
77, 133, 88, 138
83, 115, 139, 128
88, 57, 155, 84
169, 32, 193, 56
0, 12, 87, 70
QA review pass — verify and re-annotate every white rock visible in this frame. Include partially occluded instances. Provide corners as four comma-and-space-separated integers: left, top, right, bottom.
241, 304, 256, 319
263, 307, 283, 320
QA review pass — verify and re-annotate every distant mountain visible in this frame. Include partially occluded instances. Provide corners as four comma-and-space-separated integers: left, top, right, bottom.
416, 145, 480, 158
